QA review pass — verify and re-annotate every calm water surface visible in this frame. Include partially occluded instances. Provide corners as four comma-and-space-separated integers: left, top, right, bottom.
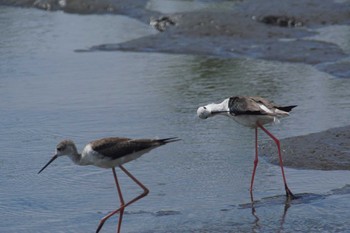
1, 6, 350, 233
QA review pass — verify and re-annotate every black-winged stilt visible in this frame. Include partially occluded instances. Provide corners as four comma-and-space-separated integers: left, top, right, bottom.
38, 137, 180, 233
197, 96, 296, 199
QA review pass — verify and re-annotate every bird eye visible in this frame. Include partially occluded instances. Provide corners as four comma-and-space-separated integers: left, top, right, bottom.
203, 106, 207, 110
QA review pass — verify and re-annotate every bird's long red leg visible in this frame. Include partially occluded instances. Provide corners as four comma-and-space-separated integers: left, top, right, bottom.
113, 168, 125, 233
257, 123, 296, 199
118, 165, 149, 212
95, 165, 149, 233
250, 127, 259, 197
96, 168, 125, 233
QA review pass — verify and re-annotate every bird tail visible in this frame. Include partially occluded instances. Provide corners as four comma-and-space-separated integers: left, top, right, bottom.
277, 105, 297, 112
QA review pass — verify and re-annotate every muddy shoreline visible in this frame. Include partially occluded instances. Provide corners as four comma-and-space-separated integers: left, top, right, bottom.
92, 0, 350, 78
2, 0, 350, 170
1, 0, 349, 78
261, 125, 350, 170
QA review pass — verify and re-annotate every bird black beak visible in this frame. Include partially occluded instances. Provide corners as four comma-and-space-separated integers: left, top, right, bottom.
211, 110, 229, 115
38, 154, 58, 174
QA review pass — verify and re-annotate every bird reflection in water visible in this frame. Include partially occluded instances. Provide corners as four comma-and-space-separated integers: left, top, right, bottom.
248, 193, 293, 233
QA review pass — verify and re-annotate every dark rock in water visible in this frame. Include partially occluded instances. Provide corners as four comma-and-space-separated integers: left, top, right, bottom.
260, 125, 350, 170
256, 15, 304, 27
150, 16, 176, 32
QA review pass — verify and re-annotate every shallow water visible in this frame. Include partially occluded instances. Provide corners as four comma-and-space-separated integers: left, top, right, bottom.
1, 5, 350, 233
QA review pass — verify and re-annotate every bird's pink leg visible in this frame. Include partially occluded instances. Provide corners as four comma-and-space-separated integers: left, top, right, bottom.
250, 127, 259, 196
96, 168, 125, 233
95, 165, 149, 233
118, 165, 150, 212
257, 123, 295, 199
112, 168, 125, 233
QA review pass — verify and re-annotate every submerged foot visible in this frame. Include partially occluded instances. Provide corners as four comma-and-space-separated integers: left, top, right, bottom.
285, 186, 298, 200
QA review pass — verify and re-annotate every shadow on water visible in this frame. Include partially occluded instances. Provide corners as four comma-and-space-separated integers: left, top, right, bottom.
236, 184, 350, 233
110, 209, 182, 217
241, 193, 324, 232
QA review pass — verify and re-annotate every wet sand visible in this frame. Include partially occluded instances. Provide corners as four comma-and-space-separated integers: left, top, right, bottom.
83, 0, 349, 77
261, 125, 350, 170
2, 0, 349, 170
2, 0, 350, 78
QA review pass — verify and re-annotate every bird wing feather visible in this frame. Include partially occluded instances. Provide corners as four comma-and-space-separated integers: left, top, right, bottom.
228, 96, 294, 116
91, 137, 161, 160
229, 96, 282, 115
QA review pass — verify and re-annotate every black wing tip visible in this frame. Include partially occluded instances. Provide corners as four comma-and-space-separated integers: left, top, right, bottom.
278, 105, 297, 112
159, 137, 181, 144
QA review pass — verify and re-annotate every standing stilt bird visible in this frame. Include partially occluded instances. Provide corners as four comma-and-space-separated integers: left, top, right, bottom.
38, 137, 180, 233
197, 96, 296, 199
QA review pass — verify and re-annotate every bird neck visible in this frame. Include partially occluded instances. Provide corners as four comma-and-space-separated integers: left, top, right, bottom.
66, 144, 83, 165
209, 99, 229, 115
68, 152, 82, 165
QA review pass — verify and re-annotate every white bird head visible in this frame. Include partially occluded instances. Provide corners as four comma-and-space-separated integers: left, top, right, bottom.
197, 106, 212, 119
38, 140, 78, 174
55, 140, 78, 156
197, 99, 230, 119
